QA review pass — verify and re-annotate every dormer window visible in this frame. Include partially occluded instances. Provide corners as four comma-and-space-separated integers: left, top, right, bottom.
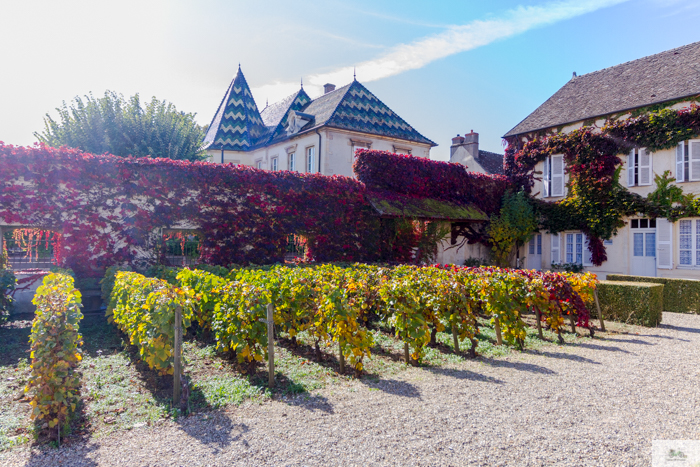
285, 110, 312, 136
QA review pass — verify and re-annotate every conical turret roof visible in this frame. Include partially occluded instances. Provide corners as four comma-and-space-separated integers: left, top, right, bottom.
203, 67, 267, 151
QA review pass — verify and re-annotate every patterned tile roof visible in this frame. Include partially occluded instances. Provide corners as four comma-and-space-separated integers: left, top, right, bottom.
477, 150, 504, 175
203, 67, 267, 151
204, 73, 436, 151
505, 41, 700, 137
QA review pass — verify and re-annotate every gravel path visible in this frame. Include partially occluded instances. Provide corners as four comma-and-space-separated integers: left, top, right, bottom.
4, 312, 700, 467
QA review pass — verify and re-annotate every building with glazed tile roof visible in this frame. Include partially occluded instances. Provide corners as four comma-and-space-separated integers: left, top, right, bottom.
203, 67, 436, 177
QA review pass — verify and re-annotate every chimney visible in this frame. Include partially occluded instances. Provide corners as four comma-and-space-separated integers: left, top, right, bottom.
324, 83, 336, 94
449, 130, 479, 165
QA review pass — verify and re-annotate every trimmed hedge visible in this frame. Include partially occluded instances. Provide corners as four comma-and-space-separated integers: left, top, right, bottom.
606, 274, 700, 314
597, 280, 663, 327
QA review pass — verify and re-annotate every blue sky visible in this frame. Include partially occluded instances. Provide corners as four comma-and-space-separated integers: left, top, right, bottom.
1, 0, 699, 160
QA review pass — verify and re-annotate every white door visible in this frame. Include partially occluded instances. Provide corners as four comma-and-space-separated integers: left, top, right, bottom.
630, 218, 656, 277
527, 234, 542, 270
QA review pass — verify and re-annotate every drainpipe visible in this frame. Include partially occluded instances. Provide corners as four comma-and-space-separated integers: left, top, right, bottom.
315, 129, 322, 174
221, 147, 224, 164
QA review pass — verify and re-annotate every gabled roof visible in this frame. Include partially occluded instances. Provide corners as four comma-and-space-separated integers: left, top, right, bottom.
504, 41, 700, 137
203, 67, 267, 151
301, 80, 436, 146
477, 150, 504, 175
262, 89, 312, 143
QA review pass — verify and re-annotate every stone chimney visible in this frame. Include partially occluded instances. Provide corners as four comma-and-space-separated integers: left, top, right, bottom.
450, 130, 479, 165
324, 83, 336, 94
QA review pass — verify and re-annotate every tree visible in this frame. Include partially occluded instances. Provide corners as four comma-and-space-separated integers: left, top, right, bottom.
487, 191, 538, 267
35, 91, 207, 161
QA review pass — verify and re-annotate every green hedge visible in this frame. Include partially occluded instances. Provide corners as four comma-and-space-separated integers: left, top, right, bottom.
606, 274, 700, 314
597, 280, 663, 327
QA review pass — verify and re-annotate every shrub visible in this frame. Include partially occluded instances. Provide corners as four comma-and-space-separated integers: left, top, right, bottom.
100, 265, 132, 303
596, 280, 663, 327
25, 273, 83, 432
605, 274, 700, 314
0, 267, 16, 322
108, 271, 194, 374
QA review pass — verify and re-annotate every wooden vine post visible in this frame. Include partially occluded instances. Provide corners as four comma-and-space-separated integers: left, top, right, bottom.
534, 306, 544, 339
452, 323, 460, 353
594, 288, 606, 332
494, 315, 503, 346
266, 303, 275, 387
338, 340, 345, 374
173, 304, 182, 406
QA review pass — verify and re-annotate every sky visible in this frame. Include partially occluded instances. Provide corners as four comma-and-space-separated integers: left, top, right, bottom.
1, 0, 699, 161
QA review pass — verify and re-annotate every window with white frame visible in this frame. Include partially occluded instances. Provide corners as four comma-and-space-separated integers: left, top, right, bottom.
528, 234, 542, 255
289, 152, 296, 171
627, 147, 653, 187
542, 154, 565, 197
271, 157, 278, 171
676, 140, 700, 182
306, 147, 315, 173
256, 160, 263, 169
551, 231, 592, 266
679, 219, 700, 266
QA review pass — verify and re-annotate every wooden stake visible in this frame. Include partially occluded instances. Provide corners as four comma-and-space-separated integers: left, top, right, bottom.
267, 303, 275, 388
534, 307, 543, 339
569, 313, 576, 334
338, 340, 345, 374
594, 288, 606, 332
404, 342, 410, 365
452, 323, 459, 353
494, 316, 503, 346
173, 304, 182, 407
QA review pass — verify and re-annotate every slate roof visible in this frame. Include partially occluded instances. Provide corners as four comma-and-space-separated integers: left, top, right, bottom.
477, 150, 504, 175
203, 67, 267, 151
504, 41, 700, 137
204, 72, 436, 151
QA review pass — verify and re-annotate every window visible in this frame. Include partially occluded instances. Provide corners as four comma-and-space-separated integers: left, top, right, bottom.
565, 233, 583, 264
271, 157, 278, 171
256, 160, 263, 169
678, 219, 700, 266
289, 153, 296, 171
553, 231, 592, 266
306, 147, 315, 173
677, 140, 700, 182
543, 154, 565, 197
627, 148, 652, 187
528, 234, 542, 255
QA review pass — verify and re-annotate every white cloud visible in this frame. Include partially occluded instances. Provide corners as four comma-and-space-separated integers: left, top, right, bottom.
252, 0, 629, 103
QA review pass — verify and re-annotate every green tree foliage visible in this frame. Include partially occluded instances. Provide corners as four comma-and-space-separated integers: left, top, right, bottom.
35, 91, 207, 161
487, 191, 538, 267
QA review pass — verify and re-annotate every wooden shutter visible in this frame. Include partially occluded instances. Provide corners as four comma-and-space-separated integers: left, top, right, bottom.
656, 217, 672, 269
676, 142, 685, 182
583, 234, 593, 267
627, 149, 635, 187
638, 148, 652, 186
551, 233, 560, 265
551, 154, 564, 197
690, 140, 700, 181
543, 157, 550, 198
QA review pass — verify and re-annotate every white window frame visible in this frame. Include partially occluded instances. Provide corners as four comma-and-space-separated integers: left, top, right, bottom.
289, 152, 296, 171
256, 159, 263, 170
690, 139, 700, 182
528, 234, 543, 255
271, 157, 278, 171
306, 147, 315, 173
678, 218, 700, 268
564, 231, 584, 265
676, 142, 685, 182
543, 154, 565, 198
550, 233, 560, 265
627, 147, 653, 187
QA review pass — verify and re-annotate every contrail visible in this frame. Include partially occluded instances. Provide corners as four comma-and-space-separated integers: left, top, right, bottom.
252, 0, 628, 103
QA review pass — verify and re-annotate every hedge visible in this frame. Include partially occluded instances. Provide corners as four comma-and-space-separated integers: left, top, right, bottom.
25, 273, 83, 434
596, 280, 663, 327
606, 274, 700, 314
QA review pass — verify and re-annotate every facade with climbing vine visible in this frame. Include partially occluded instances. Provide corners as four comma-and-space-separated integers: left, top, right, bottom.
505, 41, 700, 279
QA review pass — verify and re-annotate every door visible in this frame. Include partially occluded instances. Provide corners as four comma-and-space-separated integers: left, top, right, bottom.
630, 218, 656, 276
527, 234, 542, 270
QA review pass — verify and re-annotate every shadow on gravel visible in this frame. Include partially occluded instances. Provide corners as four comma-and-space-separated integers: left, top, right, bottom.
658, 324, 700, 334
479, 357, 556, 375
635, 334, 690, 342
280, 393, 335, 413
425, 366, 504, 384
23, 443, 100, 467
177, 413, 248, 451
575, 342, 633, 353
601, 337, 657, 345
534, 351, 601, 365
360, 378, 422, 398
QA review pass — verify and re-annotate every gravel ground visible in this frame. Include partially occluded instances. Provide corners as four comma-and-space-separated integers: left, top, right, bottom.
3, 312, 700, 467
